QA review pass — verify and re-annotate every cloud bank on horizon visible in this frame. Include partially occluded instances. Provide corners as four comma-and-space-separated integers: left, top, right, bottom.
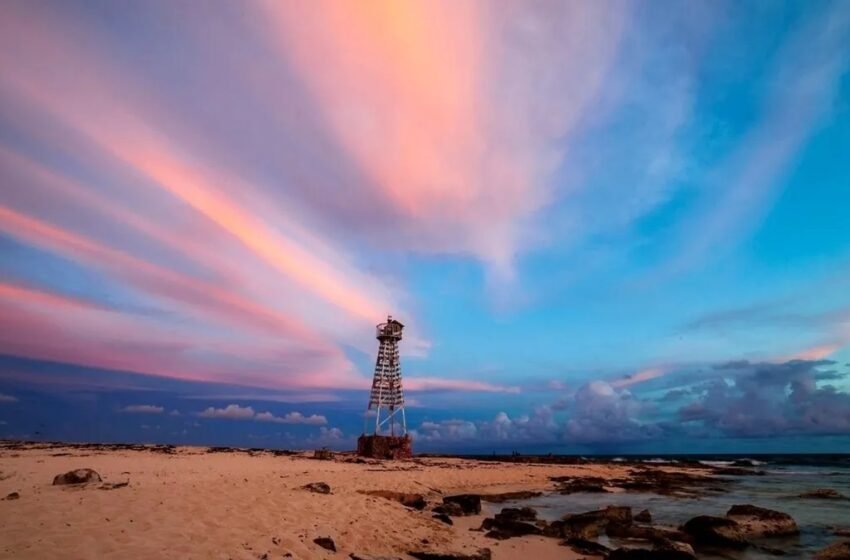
1, 0, 850, 452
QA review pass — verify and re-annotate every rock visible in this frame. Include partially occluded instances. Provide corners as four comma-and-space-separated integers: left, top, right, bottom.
713, 467, 766, 476
313, 537, 336, 552
682, 515, 748, 549
609, 545, 695, 560
617, 468, 721, 497
433, 513, 453, 525
432, 502, 464, 516
52, 468, 102, 485
555, 477, 609, 494
302, 482, 331, 494
541, 519, 566, 538
479, 491, 542, 503
562, 538, 611, 556
560, 512, 604, 539
606, 522, 689, 543
815, 540, 850, 560
442, 494, 481, 516
350, 555, 404, 560
494, 507, 537, 522
603, 505, 632, 524
408, 549, 492, 560
560, 506, 633, 539
726, 504, 799, 537
635, 509, 652, 523
3, 492, 19, 500
655, 539, 696, 558
483, 518, 542, 540
361, 490, 425, 510
756, 544, 788, 556
313, 448, 334, 460
834, 528, 850, 538
99, 481, 129, 490
800, 489, 848, 500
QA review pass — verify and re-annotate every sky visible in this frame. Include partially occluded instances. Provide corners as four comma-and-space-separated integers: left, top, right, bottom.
1, 0, 850, 454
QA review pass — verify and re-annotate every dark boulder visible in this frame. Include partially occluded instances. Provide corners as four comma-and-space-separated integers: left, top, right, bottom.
800, 489, 848, 500
432, 502, 464, 516
302, 482, 331, 494
541, 519, 566, 538
3, 492, 19, 500
483, 518, 542, 540
361, 490, 426, 510
408, 549, 492, 560
603, 505, 632, 524
833, 528, 850, 538
635, 509, 652, 523
52, 468, 102, 485
313, 448, 334, 460
494, 507, 537, 522
655, 539, 697, 559
479, 491, 542, 503
313, 537, 336, 552
607, 522, 689, 543
609, 544, 695, 560
433, 513, 453, 525
560, 505, 633, 539
814, 540, 850, 560
617, 468, 720, 497
554, 477, 609, 494
682, 515, 747, 549
562, 538, 611, 556
560, 512, 604, 539
442, 494, 481, 516
713, 467, 766, 476
726, 504, 798, 538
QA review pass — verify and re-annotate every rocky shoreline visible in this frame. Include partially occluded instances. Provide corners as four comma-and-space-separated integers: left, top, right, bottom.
2, 442, 849, 559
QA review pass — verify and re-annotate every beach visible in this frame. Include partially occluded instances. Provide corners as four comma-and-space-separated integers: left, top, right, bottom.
0, 442, 634, 560
2, 443, 849, 560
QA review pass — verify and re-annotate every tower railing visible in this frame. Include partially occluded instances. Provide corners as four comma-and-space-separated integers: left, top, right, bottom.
366, 315, 406, 436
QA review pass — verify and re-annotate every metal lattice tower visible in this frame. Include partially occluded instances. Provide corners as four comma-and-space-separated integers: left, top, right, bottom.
366, 315, 406, 436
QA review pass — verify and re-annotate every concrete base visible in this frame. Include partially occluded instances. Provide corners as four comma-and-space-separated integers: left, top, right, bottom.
356, 434, 413, 460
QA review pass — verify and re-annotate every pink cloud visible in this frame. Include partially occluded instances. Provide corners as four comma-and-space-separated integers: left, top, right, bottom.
611, 367, 667, 388
404, 376, 520, 394
0, 2, 417, 353
260, 1, 626, 277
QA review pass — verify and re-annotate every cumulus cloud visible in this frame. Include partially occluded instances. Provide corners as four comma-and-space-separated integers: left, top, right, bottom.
411, 359, 850, 447
412, 407, 556, 444
659, 388, 690, 402
679, 360, 850, 437
413, 419, 478, 442
254, 411, 327, 425
0, 393, 17, 403
198, 404, 256, 419
198, 404, 326, 425
303, 426, 349, 450
121, 404, 164, 414
559, 381, 661, 443
318, 427, 343, 440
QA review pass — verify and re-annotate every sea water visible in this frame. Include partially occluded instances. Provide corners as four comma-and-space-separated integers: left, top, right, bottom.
505, 458, 850, 559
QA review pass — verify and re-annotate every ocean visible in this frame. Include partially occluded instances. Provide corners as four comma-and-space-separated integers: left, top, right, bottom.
504, 455, 850, 558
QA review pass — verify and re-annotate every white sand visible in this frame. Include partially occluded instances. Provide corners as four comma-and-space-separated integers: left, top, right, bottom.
0, 445, 639, 559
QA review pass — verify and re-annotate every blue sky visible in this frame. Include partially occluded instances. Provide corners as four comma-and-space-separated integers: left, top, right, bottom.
1, 0, 849, 453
